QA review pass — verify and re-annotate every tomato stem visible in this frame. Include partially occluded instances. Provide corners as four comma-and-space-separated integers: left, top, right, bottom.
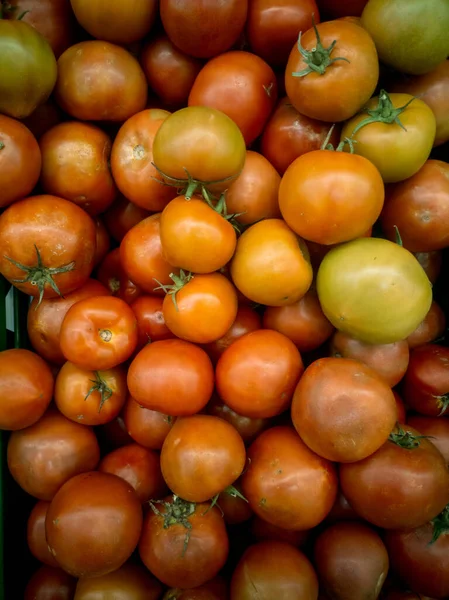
436, 394, 449, 416
350, 90, 417, 136
0, 142, 4, 151
321, 125, 356, 154
153, 270, 193, 312
388, 424, 433, 449
430, 504, 449, 544
394, 226, 403, 247
84, 371, 113, 413
149, 495, 196, 557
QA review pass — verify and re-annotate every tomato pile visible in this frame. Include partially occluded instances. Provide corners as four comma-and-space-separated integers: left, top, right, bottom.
0, 0, 449, 598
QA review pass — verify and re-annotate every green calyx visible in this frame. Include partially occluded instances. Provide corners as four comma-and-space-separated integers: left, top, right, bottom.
84, 371, 113, 413
321, 124, 357, 154
351, 89, 417, 136
205, 484, 249, 516
149, 495, 196, 557
435, 394, 449, 416
430, 504, 449, 545
201, 187, 245, 233
388, 424, 432, 449
153, 269, 193, 312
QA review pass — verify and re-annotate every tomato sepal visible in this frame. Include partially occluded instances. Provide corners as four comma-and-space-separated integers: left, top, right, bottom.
149, 495, 196, 557
430, 504, 449, 544
388, 424, 433, 449
153, 269, 193, 312
351, 89, 417, 136
84, 371, 113, 413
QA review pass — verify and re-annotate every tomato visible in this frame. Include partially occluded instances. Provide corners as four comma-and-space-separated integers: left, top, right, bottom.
189, 51, 277, 145
250, 516, 310, 547
141, 35, 203, 109
120, 213, 177, 295
7, 408, 100, 500
361, 0, 449, 75
292, 357, 397, 462
313, 522, 389, 600
103, 195, 150, 243
160, 195, 237, 273
341, 93, 436, 183
123, 395, 175, 449
27, 500, 59, 567
60, 296, 138, 370
131, 295, 175, 350
218, 482, 253, 525
46, 471, 142, 578
0, 348, 53, 430
316, 237, 433, 344
392, 60, 449, 147
70, 0, 157, 44
0, 115, 41, 209
330, 331, 409, 387
74, 563, 162, 600
325, 489, 362, 524
407, 416, 449, 464
55, 41, 147, 122
152, 106, 246, 195
231, 541, 319, 599
0, 194, 96, 303
403, 344, 449, 417
97, 248, 142, 305
407, 300, 446, 349
216, 329, 303, 419
0, 20, 57, 118
127, 339, 214, 416
317, 0, 368, 18
39, 122, 116, 216
162, 272, 238, 344
246, 0, 319, 68
263, 290, 334, 353
279, 149, 384, 245
27, 279, 109, 365
24, 566, 76, 600
339, 424, 449, 529
99, 443, 167, 503
394, 391, 407, 424
139, 495, 229, 588
21, 98, 63, 141
207, 397, 269, 447
241, 426, 338, 530
230, 219, 313, 306
159, 0, 248, 59
94, 218, 110, 268
285, 20, 379, 122
111, 109, 177, 212
415, 250, 442, 284
381, 160, 449, 251
163, 577, 228, 600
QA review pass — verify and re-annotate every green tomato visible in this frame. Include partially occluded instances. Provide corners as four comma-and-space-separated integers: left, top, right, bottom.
0, 20, 57, 118
316, 237, 432, 344
361, 0, 449, 75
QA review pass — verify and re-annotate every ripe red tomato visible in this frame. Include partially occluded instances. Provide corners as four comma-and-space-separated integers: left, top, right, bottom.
139, 495, 229, 588
207, 395, 269, 445
407, 416, 449, 464
218, 482, 253, 525
285, 20, 379, 122
241, 426, 338, 530
127, 339, 214, 416
103, 195, 150, 243
97, 248, 142, 305
74, 563, 163, 600
123, 395, 175, 450
60, 296, 138, 370
403, 344, 449, 416
46, 471, 143, 578
0, 349, 53, 430
27, 501, 59, 567
7, 408, 100, 500
131, 295, 175, 351
407, 300, 446, 348
250, 516, 310, 547
39, 121, 117, 216
55, 41, 147, 121
24, 566, 76, 600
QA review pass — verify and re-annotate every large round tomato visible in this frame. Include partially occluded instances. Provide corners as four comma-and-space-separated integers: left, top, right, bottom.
0, 20, 57, 118
316, 237, 433, 344
285, 20, 379, 122
74, 563, 162, 600
279, 149, 384, 245
123, 395, 175, 450
361, 0, 449, 75
27, 501, 59, 567
403, 344, 449, 416
24, 566, 76, 600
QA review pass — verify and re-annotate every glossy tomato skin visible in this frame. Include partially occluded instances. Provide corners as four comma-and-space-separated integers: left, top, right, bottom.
131, 295, 175, 351
127, 339, 214, 416
407, 301, 446, 348
339, 425, 449, 529
285, 20, 379, 122
24, 566, 76, 600
231, 219, 313, 306
103, 194, 150, 243
0, 349, 53, 430
123, 395, 175, 450
74, 563, 162, 600
403, 344, 449, 416
7, 409, 100, 500
97, 248, 142, 305
407, 416, 449, 464
0, 20, 57, 119
46, 471, 143, 578
241, 426, 338, 531
0, 194, 96, 300
27, 500, 59, 567
55, 41, 147, 121
230, 540, 319, 600
160, 0, 248, 59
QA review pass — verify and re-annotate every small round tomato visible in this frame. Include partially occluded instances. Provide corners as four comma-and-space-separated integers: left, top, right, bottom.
127, 339, 214, 416
27, 500, 59, 567
285, 20, 379, 122
339, 424, 449, 529
24, 566, 76, 600
131, 295, 175, 350
316, 237, 433, 344
7, 408, 100, 500
207, 395, 269, 445
160, 195, 237, 273
60, 296, 138, 370
97, 248, 142, 305
407, 300, 446, 349
74, 563, 162, 600
241, 426, 338, 531
0, 349, 53, 430
250, 516, 310, 547
403, 344, 449, 416
139, 495, 229, 588
55, 41, 147, 121
39, 121, 117, 216
414, 250, 442, 284
123, 395, 175, 450
230, 219, 313, 306
46, 471, 143, 578
94, 218, 111, 267
407, 416, 449, 464
103, 194, 150, 243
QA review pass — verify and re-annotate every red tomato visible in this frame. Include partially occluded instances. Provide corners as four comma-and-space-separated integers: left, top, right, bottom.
60, 296, 138, 370
74, 563, 162, 600
250, 516, 310, 547
403, 344, 449, 416
123, 395, 175, 450
131, 295, 175, 350
93, 218, 110, 268
241, 426, 338, 530
46, 471, 143, 578
7, 408, 100, 500
394, 391, 407, 424
21, 98, 64, 141
407, 300, 446, 348
407, 415, 449, 464
97, 248, 142, 305
127, 339, 214, 416
207, 395, 269, 445
414, 250, 442, 283
103, 195, 151, 243
27, 501, 59, 567
0, 349, 53, 430
139, 495, 229, 588
39, 122, 117, 216
55, 41, 147, 121
325, 489, 362, 524
24, 566, 76, 600
218, 482, 253, 525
